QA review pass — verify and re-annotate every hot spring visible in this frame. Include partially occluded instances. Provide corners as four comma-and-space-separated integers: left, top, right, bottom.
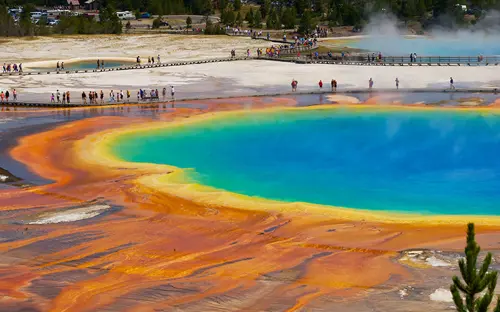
111, 107, 500, 216
351, 35, 500, 56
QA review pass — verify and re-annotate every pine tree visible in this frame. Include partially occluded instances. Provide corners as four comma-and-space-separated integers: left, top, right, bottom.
253, 10, 262, 28
281, 7, 296, 29
245, 7, 254, 23
236, 11, 243, 26
186, 16, 192, 28
298, 10, 312, 34
234, 0, 242, 11
260, 0, 271, 18
450, 223, 500, 312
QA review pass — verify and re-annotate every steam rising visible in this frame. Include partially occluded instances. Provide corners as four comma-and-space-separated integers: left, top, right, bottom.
355, 13, 500, 56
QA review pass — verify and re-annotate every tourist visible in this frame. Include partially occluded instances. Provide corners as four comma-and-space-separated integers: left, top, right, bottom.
51, 93, 55, 103
127, 90, 130, 102
148, 57, 151, 64
100, 90, 104, 104
369, 78, 374, 90
62, 91, 66, 104
332, 79, 337, 92
157, 54, 161, 64
151, 56, 155, 64
2, 63, 5, 73
137, 91, 140, 102
110, 90, 115, 103
171, 86, 175, 99
450, 77, 455, 90
410, 53, 413, 63
61, 62, 65, 70
56, 90, 61, 103
395, 77, 399, 89
66, 91, 70, 104
162, 87, 166, 100
318, 80, 323, 89
136, 56, 141, 64
89, 91, 93, 104
13, 89, 17, 101
155, 89, 159, 100
82, 91, 87, 104
97, 59, 100, 69
56, 61, 60, 72
0, 91, 4, 103
19, 64, 22, 72
5, 90, 9, 102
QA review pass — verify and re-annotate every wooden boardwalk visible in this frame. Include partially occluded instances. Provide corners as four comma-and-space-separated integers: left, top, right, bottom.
0, 57, 251, 77
1, 88, 498, 109
1, 55, 497, 79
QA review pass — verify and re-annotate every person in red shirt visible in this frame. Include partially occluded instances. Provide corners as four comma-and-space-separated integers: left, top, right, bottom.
319, 80, 323, 89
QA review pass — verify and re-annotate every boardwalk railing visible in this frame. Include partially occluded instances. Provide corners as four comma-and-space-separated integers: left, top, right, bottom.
308, 55, 500, 65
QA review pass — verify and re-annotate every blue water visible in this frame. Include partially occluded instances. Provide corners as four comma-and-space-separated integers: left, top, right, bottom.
352, 36, 500, 56
32, 61, 132, 71
112, 108, 500, 215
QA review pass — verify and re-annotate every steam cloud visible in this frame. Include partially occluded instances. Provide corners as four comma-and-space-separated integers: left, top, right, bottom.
356, 12, 500, 56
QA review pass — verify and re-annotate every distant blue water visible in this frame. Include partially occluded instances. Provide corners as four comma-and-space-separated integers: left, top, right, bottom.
31, 61, 132, 71
112, 108, 500, 215
352, 36, 500, 56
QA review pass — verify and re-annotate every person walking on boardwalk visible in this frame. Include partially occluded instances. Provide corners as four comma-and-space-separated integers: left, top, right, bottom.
450, 77, 455, 90
170, 86, 175, 100
13, 89, 17, 101
319, 80, 323, 89
157, 54, 161, 64
61, 62, 65, 70
127, 90, 131, 102
0, 91, 4, 103
333, 79, 337, 92
369, 78, 374, 90
97, 59, 100, 69
395, 77, 399, 89
100, 90, 104, 104
51, 93, 55, 103
62, 91, 66, 104
82, 91, 87, 104
66, 91, 70, 104
101, 60, 104, 69
5, 90, 9, 102
162, 87, 166, 100
56, 90, 61, 103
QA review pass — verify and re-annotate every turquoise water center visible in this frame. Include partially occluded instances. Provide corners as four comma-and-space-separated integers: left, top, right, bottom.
352, 36, 500, 56
112, 108, 500, 215
31, 61, 133, 71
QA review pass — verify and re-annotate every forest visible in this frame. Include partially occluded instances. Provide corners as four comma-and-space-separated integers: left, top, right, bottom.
0, 0, 499, 36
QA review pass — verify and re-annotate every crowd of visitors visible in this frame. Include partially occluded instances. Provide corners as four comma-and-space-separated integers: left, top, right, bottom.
48, 86, 176, 105
2, 63, 23, 73
0, 89, 18, 103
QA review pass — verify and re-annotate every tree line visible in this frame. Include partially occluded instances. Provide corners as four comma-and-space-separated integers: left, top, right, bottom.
0, 4, 122, 35
1, 0, 500, 36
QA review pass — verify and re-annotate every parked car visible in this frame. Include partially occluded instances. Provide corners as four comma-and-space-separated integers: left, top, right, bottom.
140, 12, 151, 19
